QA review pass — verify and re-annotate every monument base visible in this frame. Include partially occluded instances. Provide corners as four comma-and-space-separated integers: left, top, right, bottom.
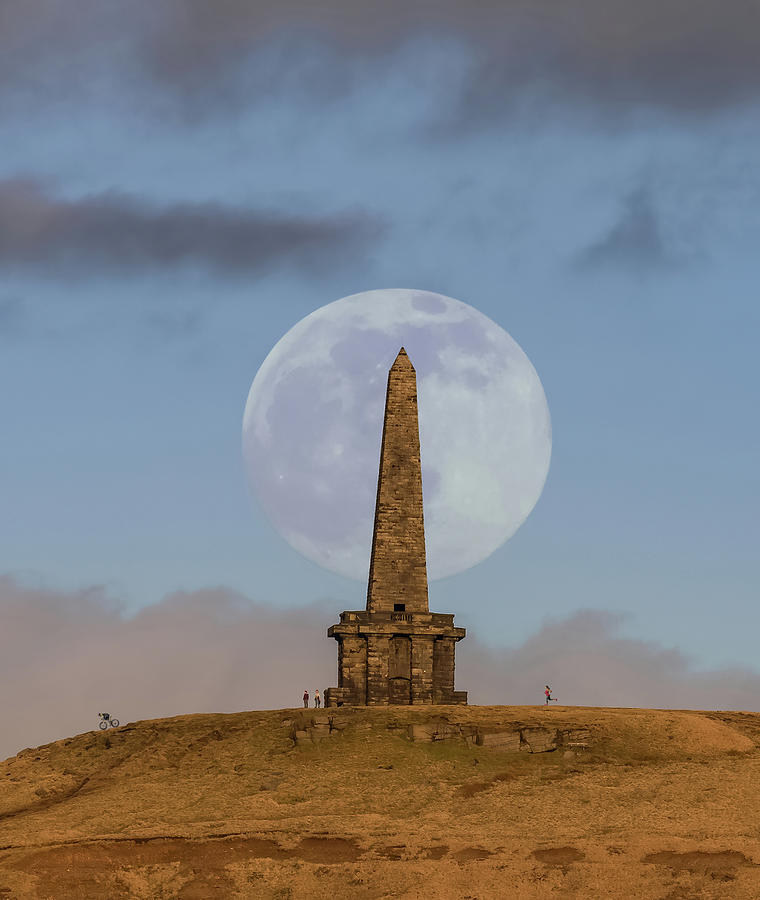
325, 610, 467, 707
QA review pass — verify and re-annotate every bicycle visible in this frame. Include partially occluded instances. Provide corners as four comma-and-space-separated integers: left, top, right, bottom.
98, 712, 120, 730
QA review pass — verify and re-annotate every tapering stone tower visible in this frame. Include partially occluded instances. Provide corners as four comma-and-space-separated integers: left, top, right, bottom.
325, 348, 467, 707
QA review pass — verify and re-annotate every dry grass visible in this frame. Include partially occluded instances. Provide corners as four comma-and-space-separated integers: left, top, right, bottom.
1, 704, 759, 898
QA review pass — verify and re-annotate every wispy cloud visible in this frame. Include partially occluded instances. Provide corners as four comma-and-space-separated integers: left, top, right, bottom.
0, 179, 384, 279
2, 576, 758, 761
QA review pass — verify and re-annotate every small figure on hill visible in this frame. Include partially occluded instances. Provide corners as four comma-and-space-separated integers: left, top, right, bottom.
544, 685, 558, 705
314, 689, 321, 708
303, 690, 309, 709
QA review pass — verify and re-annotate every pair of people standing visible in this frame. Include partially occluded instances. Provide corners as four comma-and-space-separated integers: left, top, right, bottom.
302, 690, 321, 708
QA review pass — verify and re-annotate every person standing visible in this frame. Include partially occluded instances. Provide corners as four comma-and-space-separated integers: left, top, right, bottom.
314, 689, 321, 708
303, 690, 309, 709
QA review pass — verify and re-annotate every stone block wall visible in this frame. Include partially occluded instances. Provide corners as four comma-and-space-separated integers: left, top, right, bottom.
366, 635, 390, 705
433, 638, 456, 702
337, 636, 367, 705
411, 636, 434, 704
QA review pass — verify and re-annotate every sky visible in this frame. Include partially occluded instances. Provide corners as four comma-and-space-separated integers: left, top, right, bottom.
1, 1, 759, 757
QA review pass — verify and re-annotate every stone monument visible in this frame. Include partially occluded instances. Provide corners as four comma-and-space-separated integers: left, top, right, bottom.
325, 348, 467, 707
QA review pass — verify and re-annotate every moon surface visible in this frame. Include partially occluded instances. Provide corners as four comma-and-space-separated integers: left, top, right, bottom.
242, 289, 551, 581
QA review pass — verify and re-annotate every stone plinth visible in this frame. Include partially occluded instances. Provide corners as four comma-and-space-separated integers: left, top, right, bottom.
325, 611, 466, 707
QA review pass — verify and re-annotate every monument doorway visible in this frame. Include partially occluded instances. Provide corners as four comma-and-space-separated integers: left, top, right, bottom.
389, 636, 412, 703
390, 635, 411, 676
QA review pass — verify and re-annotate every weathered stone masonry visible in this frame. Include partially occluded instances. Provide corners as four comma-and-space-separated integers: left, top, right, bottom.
326, 348, 467, 707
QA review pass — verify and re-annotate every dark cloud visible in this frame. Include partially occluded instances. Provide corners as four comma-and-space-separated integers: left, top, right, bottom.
0, 1, 125, 110
432, 2, 760, 128
577, 187, 673, 271
3, 2, 760, 119
0, 179, 384, 278
2, 576, 758, 761
140, 2, 760, 115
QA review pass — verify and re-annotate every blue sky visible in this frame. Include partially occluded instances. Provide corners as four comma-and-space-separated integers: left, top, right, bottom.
1, 1, 759, 733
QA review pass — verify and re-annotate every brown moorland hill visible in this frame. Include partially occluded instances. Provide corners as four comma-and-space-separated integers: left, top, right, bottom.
1, 705, 760, 898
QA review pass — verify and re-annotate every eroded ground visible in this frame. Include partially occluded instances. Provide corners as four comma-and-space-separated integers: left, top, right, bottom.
1, 705, 760, 898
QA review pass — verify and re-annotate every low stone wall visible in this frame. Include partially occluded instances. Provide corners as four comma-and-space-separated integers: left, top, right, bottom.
289, 712, 591, 753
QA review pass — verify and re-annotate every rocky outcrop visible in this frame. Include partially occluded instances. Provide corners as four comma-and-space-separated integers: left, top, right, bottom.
406, 723, 591, 754
290, 713, 591, 754
290, 713, 349, 746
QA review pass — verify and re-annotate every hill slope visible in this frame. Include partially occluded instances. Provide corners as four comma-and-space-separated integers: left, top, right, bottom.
1, 705, 760, 898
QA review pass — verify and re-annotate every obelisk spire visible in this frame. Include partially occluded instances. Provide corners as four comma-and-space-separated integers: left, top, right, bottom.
325, 345, 466, 708
366, 348, 430, 614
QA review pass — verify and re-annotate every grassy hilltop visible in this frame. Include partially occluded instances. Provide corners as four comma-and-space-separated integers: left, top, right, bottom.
1, 705, 760, 899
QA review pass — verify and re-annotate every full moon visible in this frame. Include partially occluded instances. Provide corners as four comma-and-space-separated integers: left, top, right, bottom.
242, 289, 551, 581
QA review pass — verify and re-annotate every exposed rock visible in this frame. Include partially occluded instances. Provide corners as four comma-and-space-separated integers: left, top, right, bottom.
292, 715, 593, 754
408, 724, 435, 742
561, 728, 592, 748
520, 728, 558, 753
311, 715, 331, 727
432, 725, 460, 742
477, 731, 521, 751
